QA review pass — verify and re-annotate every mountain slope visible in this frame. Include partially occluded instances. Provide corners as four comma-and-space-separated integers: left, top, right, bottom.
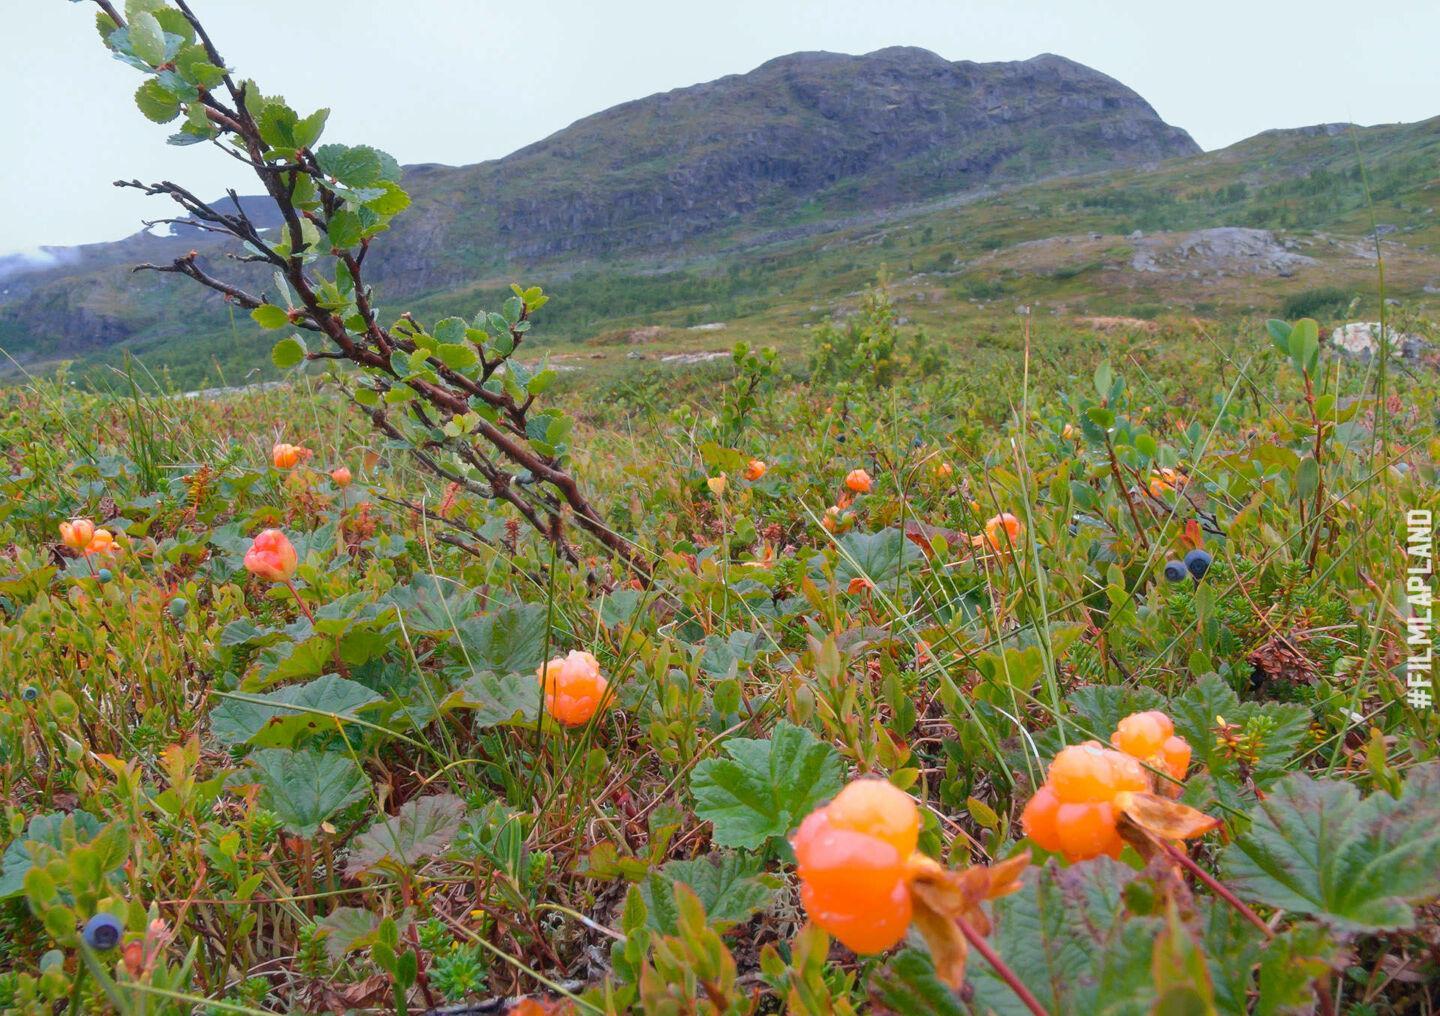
2, 51, 1435, 384
0, 47, 1197, 366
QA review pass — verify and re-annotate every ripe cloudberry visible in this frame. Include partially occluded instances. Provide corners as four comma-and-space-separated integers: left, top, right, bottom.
1111, 710, 1192, 787
537, 650, 609, 727
1021, 742, 1147, 861
792, 779, 918, 954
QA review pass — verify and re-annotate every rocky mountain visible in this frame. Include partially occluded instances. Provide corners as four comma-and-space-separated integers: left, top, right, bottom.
0, 47, 1199, 364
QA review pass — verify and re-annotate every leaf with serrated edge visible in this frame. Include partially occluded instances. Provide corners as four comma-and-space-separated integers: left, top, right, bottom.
346, 794, 466, 877
247, 748, 367, 839
690, 721, 843, 850
1221, 764, 1440, 933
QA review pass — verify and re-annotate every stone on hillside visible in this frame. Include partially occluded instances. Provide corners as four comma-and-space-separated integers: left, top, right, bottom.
1330, 321, 1428, 360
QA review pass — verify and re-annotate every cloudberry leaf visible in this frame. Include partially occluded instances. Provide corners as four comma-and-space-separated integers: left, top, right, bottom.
690, 721, 843, 850
248, 748, 367, 839
1221, 764, 1440, 933
868, 950, 968, 1016
1255, 924, 1343, 1016
968, 857, 1158, 1015
346, 794, 466, 878
451, 671, 542, 729
1169, 673, 1310, 812
834, 527, 922, 588
454, 603, 551, 675
208, 674, 383, 748
641, 852, 774, 935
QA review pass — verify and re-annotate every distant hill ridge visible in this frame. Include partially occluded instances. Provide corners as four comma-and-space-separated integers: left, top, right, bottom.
5, 46, 1435, 378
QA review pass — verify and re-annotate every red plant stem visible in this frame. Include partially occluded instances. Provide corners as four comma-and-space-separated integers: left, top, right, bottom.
283, 578, 316, 624
1160, 840, 1273, 940
953, 911, 1053, 1016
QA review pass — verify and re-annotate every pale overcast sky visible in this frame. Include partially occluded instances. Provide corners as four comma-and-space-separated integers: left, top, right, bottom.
3, 0, 1437, 256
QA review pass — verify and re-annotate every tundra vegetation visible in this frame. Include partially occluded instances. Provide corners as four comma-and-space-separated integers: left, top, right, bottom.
0, 3, 1438, 1015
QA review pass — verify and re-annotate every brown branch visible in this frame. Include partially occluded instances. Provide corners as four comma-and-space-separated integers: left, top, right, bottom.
92, 0, 124, 29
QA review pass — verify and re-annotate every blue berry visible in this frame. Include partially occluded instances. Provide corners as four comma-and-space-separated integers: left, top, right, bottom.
83, 913, 123, 950
1163, 560, 1187, 583
96, 568, 113, 584
20, 685, 39, 703
1184, 549, 1212, 579
168, 597, 189, 619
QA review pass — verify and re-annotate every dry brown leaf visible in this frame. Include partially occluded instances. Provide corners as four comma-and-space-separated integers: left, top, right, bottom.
904, 851, 1032, 989
1115, 791, 1221, 859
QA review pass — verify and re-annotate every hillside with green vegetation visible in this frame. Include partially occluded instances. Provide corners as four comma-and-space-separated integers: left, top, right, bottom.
9, 43, 1434, 389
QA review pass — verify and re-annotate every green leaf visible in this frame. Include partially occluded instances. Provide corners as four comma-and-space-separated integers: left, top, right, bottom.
134, 79, 180, 123
149, 7, 195, 44
172, 44, 226, 88
251, 305, 290, 329
641, 852, 773, 934
526, 368, 557, 396
248, 748, 368, 839
208, 674, 383, 748
690, 721, 844, 850
968, 857, 1159, 1015
1265, 319, 1293, 354
1086, 406, 1115, 431
363, 181, 411, 215
325, 209, 362, 250
315, 143, 383, 188
271, 336, 306, 369
256, 99, 299, 149
293, 107, 330, 149
1092, 359, 1114, 399
1288, 318, 1320, 376
346, 794, 466, 877
869, 950, 968, 1016
436, 344, 478, 371
127, 9, 166, 65
451, 671, 542, 729
433, 317, 467, 344
453, 603, 551, 675
1221, 764, 1440, 933
0, 812, 109, 900
1294, 456, 1319, 502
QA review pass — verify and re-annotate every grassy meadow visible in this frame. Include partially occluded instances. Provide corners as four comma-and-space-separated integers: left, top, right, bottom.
2, 298, 1439, 1014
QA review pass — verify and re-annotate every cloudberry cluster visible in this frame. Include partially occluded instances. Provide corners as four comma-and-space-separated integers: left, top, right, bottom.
1023, 711, 1194, 861
1111, 710, 1192, 792
1021, 742, 1148, 861
791, 779, 919, 954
